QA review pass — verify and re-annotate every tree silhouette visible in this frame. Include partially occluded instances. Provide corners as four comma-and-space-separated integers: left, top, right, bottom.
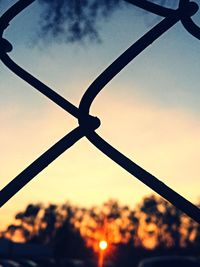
38, 0, 122, 43
14, 203, 42, 241
137, 195, 187, 249
36, 0, 172, 43
73, 199, 139, 254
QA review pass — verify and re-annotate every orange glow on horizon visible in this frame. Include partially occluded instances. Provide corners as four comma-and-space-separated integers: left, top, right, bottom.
99, 240, 108, 250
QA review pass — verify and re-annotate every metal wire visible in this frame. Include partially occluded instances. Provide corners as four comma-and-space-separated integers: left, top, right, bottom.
124, 0, 174, 17
0, 0, 200, 224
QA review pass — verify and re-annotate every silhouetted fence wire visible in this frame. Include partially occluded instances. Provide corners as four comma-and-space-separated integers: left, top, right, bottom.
0, 0, 200, 224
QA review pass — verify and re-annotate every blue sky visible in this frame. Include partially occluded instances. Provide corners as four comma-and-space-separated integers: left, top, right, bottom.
0, 0, 200, 228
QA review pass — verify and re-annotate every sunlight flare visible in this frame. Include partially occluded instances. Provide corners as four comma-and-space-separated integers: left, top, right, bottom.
99, 240, 108, 251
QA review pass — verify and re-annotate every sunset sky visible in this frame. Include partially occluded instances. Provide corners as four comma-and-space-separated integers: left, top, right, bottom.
0, 0, 200, 229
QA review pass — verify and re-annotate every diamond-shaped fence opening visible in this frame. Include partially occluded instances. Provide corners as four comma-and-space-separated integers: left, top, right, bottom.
0, 0, 200, 224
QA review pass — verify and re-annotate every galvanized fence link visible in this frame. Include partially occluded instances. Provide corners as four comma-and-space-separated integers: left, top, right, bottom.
0, 0, 200, 224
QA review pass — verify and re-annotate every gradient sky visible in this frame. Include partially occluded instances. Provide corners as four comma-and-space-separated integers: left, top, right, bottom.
0, 0, 200, 229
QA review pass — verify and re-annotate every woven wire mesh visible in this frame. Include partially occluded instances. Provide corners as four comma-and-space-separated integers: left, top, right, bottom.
0, 0, 200, 224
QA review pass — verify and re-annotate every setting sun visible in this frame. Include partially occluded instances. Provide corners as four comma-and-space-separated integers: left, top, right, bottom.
99, 240, 108, 250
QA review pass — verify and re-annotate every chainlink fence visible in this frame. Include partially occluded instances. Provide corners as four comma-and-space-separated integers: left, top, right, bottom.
0, 0, 200, 224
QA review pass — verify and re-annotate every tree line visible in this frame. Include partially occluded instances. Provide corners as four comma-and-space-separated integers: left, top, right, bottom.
1, 195, 200, 266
